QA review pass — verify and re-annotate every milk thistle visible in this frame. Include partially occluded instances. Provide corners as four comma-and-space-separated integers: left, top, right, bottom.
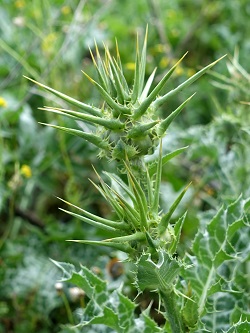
26, 28, 226, 332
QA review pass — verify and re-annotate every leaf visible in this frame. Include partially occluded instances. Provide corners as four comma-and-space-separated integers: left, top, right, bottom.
182, 196, 250, 331
24, 76, 102, 117
90, 172, 140, 229
82, 71, 129, 115
133, 52, 188, 120
67, 239, 134, 254
147, 146, 189, 177
153, 54, 227, 109
169, 212, 187, 255
127, 120, 158, 139
225, 320, 250, 333
181, 297, 199, 330
136, 250, 184, 292
52, 261, 163, 332
57, 197, 129, 231
105, 48, 126, 104
125, 162, 148, 230
38, 123, 109, 150
40, 106, 124, 130
157, 93, 196, 136
158, 183, 190, 236
131, 33, 141, 103
139, 68, 157, 102
152, 140, 163, 214
59, 208, 119, 233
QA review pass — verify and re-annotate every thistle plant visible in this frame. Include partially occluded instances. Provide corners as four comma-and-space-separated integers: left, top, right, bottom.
26, 30, 250, 332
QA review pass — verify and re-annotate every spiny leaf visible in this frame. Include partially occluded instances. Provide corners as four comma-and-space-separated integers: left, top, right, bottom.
131, 33, 141, 103
140, 67, 157, 102
59, 208, 118, 232
125, 162, 148, 230
138, 25, 148, 96
226, 319, 250, 333
153, 54, 227, 109
104, 45, 126, 104
136, 250, 183, 292
182, 297, 199, 330
157, 93, 196, 136
89, 178, 124, 221
54, 262, 163, 332
169, 212, 187, 255
146, 168, 154, 208
183, 196, 249, 327
40, 106, 124, 130
152, 140, 163, 214
158, 183, 191, 236
104, 231, 146, 243
107, 45, 128, 104
67, 239, 134, 254
114, 40, 130, 94
113, 191, 140, 229
82, 71, 130, 115
147, 146, 189, 177
89, 46, 110, 92
127, 120, 159, 139
90, 168, 140, 227
38, 122, 109, 150
103, 172, 135, 203
133, 52, 188, 120
24, 76, 102, 117
50, 259, 75, 280
145, 231, 158, 253
57, 197, 129, 231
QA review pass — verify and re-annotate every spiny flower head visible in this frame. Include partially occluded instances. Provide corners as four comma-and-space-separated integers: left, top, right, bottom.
25, 28, 225, 165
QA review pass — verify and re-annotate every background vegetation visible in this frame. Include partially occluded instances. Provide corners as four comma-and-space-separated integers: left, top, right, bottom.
1, 1, 249, 332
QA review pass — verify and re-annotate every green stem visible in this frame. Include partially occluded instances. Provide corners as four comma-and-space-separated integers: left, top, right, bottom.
61, 292, 74, 325
160, 288, 185, 333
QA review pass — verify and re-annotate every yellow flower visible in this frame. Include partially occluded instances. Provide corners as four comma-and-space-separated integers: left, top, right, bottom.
15, 0, 25, 8
61, 5, 71, 15
187, 68, 196, 77
175, 66, 184, 76
42, 33, 58, 56
0, 96, 8, 108
0, 97, 7, 108
153, 44, 164, 53
159, 57, 169, 69
125, 62, 136, 71
20, 165, 32, 178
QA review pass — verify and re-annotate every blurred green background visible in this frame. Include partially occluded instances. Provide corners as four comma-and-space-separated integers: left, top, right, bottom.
1, 0, 249, 332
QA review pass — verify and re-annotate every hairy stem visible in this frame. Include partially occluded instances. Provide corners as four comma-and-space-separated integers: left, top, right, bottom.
160, 288, 185, 333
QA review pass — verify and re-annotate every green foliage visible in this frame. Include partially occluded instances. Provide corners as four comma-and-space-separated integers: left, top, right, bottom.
182, 196, 250, 331
27, 28, 250, 333
1, 1, 250, 332
135, 250, 184, 292
26, 32, 224, 165
53, 260, 164, 333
